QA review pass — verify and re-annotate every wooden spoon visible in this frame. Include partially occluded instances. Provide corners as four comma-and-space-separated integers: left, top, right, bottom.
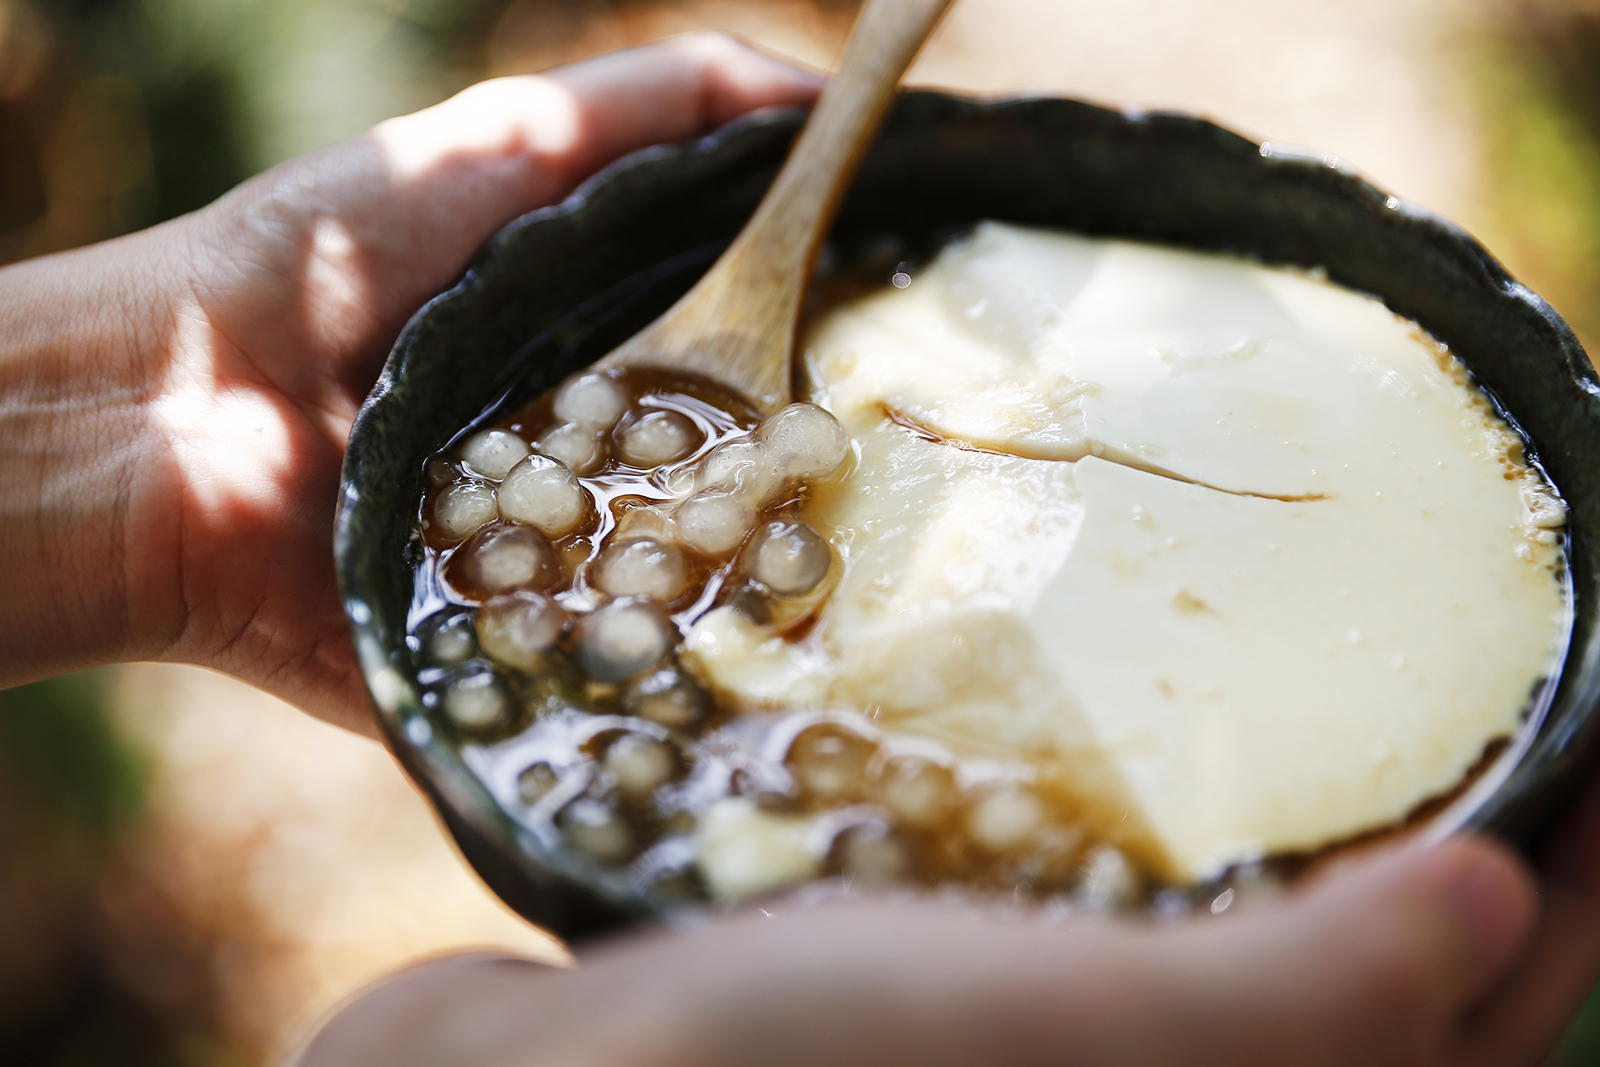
594, 0, 956, 414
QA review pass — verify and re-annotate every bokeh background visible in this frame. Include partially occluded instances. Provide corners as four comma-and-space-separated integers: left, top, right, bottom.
6, 0, 1600, 1062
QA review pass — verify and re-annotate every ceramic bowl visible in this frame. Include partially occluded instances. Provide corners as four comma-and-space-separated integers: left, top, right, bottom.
335, 91, 1600, 943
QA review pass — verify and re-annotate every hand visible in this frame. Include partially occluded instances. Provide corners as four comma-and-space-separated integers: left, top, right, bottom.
292, 825, 1590, 1067
0, 34, 821, 734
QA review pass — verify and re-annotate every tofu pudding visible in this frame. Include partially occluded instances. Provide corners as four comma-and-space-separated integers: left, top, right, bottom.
408, 222, 1571, 907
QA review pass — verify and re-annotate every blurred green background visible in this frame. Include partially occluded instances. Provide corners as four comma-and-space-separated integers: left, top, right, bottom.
9, 0, 1600, 1062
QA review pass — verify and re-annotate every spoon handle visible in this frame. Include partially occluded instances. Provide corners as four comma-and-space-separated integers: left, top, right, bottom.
730, 0, 956, 274
601, 0, 955, 412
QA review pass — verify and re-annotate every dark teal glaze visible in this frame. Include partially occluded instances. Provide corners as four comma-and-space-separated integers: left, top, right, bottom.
336, 92, 1600, 941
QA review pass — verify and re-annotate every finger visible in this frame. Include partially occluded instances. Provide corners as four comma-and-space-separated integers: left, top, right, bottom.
291, 952, 568, 1067
369, 32, 822, 259
203, 33, 821, 378
1285, 836, 1536, 1012
539, 31, 827, 188
286, 843, 1536, 1067
1150, 836, 1537, 1065
1460, 766, 1600, 1065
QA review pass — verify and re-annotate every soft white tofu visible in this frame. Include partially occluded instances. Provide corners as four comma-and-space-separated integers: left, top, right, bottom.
761, 222, 1569, 883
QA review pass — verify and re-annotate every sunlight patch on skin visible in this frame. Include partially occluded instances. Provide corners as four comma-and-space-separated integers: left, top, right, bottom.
372, 76, 583, 184
298, 214, 381, 401
152, 307, 300, 515
304, 215, 366, 334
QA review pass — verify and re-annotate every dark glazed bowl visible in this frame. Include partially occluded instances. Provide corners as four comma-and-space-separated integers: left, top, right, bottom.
336, 91, 1600, 943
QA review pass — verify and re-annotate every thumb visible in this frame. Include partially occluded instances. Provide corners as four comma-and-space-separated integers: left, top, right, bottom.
1292, 837, 1536, 1008
1187, 836, 1536, 1065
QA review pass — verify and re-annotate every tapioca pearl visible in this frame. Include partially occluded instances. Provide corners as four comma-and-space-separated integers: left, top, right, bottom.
747, 521, 831, 596
617, 409, 700, 468
571, 600, 677, 683
1220, 862, 1282, 909
553, 372, 628, 431
1077, 845, 1140, 910
430, 480, 498, 543
442, 662, 511, 731
648, 866, 706, 903
697, 438, 777, 505
512, 650, 587, 714
878, 756, 957, 829
459, 428, 530, 480
560, 798, 634, 862
787, 725, 875, 803
475, 590, 568, 672
966, 784, 1048, 853
604, 733, 679, 798
518, 761, 561, 805
757, 402, 849, 479
593, 537, 688, 602
418, 610, 477, 665
622, 667, 709, 729
451, 524, 561, 597
611, 503, 676, 545
498, 455, 591, 537
661, 464, 698, 496
835, 824, 913, 885
426, 455, 462, 488
538, 422, 604, 475
674, 489, 755, 557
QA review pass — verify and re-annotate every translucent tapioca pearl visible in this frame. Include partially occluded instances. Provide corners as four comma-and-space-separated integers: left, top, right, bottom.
430, 480, 498, 543
787, 725, 876, 803
697, 438, 777, 505
611, 503, 676, 544
621, 666, 709, 729
450, 524, 562, 599
966, 784, 1049, 853
511, 652, 587, 716
878, 756, 958, 828
418, 610, 477, 665
1217, 863, 1282, 910
426, 455, 462, 488
835, 824, 913, 885
475, 590, 568, 672
1077, 845, 1140, 910
559, 537, 595, 576
442, 662, 511, 731
571, 599, 677, 683
560, 798, 634, 862
518, 761, 561, 805
459, 428, 530, 480
648, 866, 706, 903
674, 489, 755, 557
747, 521, 831, 597
553, 372, 628, 431
617, 409, 700, 468
593, 537, 688, 602
757, 402, 849, 479
538, 423, 604, 476
604, 733, 679, 798
660, 464, 698, 496
498, 455, 591, 537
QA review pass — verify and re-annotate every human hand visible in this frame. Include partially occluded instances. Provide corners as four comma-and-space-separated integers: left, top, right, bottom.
292, 819, 1597, 1067
0, 34, 821, 735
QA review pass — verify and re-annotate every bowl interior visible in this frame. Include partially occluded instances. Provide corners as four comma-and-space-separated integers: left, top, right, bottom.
338, 92, 1600, 942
